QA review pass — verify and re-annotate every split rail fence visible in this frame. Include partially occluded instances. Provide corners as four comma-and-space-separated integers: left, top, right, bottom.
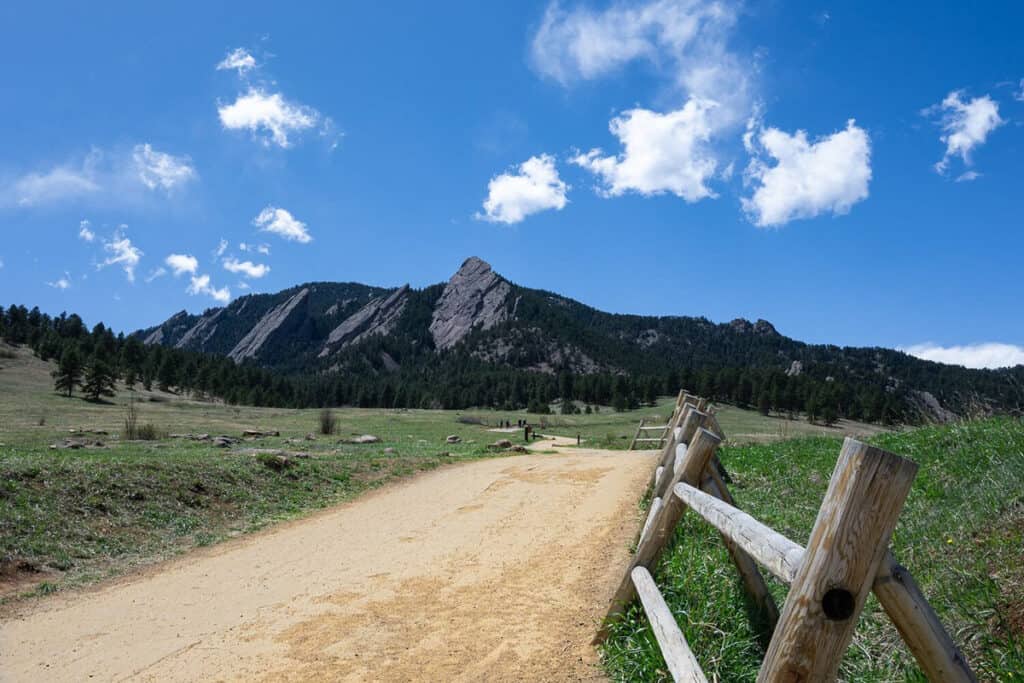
609, 391, 976, 682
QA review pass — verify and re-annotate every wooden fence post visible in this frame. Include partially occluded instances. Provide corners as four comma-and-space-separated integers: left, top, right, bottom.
654, 409, 706, 499
757, 438, 918, 682
599, 428, 722, 634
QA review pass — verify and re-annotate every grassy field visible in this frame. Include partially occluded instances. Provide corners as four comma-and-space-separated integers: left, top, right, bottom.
0, 341, 891, 609
601, 418, 1024, 681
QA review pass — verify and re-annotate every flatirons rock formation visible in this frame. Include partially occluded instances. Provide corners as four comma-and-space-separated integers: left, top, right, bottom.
136, 255, 1017, 420
429, 257, 514, 351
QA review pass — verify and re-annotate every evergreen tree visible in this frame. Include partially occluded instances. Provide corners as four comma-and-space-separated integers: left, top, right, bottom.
82, 356, 117, 402
52, 346, 84, 397
757, 389, 771, 417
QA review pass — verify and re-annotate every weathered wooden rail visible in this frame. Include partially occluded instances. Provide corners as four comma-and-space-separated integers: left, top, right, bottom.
601, 392, 976, 682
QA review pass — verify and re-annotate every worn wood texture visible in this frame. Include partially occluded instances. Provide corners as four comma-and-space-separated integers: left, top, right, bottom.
639, 496, 663, 546
598, 428, 722, 636
874, 552, 977, 683
629, 418, 646, 451
674, 482, 804, 584
698, 473, 781, 632
654, 410, 706, 499
757, 438, 918, 683
632, 566, 709, 683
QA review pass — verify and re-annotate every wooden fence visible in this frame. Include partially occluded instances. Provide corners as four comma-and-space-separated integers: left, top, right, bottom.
604, 392, 976, 682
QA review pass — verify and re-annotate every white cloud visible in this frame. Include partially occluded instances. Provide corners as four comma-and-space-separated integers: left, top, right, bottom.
99, 228, 142, 282
530, 0, 749, 125
239, 242, 271, 255
223, 257, 270, 278
46, 272, 71, 290
165, 253, 199, 276
902, 342, 1024, 369
2, 147, 196, 208
6, 164, 100, 207
1016, 79, 1024, 102
927, 91, 1004, 175
187, 274, 231, 304
145, 267, 167, 283
216, 47, 257, 75
215, 238, 229, 258
478, 154, 569, 224
132, 144, 197, 191
218, 88, 320, 148
573, 101, 718, 201
955, 170, 981, 183
78, 219, 95, 242
741, 119, 871, 227
253, 206, 312, 243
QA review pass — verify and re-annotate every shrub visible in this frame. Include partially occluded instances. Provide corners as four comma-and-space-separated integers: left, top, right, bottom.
124, 398, 165, 440
318, 408, 337, 435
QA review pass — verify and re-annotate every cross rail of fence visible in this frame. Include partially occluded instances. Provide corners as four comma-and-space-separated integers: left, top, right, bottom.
600, 392, 976, 683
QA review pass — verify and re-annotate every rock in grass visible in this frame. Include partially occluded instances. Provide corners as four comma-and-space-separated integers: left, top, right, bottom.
446, 435, 462, 444
242, 429, 280, 438
348, 434, 380, 444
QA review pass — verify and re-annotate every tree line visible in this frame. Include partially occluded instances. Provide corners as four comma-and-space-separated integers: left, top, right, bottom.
0, 303, 999, 424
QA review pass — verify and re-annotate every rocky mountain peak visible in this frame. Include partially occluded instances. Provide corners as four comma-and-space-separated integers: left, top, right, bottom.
429, 256, 512, 351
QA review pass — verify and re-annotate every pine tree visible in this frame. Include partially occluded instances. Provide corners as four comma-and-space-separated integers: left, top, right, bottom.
52, 346, 83, 397
82, 356, 117, 402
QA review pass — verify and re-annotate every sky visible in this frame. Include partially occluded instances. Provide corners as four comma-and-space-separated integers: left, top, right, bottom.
1, 1, 1022, 369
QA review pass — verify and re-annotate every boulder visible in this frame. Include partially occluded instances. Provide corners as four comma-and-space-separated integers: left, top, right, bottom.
349, 434, 380, 444
446, 435, 462, 444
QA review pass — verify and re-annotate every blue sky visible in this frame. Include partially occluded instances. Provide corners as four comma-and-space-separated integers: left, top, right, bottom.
1, 1, 1022, 368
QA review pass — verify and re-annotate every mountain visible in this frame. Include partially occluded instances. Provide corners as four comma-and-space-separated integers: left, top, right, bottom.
138, 257, 1024, 422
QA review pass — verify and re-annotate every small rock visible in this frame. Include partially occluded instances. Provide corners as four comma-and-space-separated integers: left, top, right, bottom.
446, 435, 461, 444
242, 429, 280, 438
383, 447, 396, 454
494, 439, 512, 448
349, 434, 380, 444
305, 433, 317, 441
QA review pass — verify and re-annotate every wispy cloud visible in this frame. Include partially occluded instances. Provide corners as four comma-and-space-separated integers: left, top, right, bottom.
216, 47, 257, 75
239, 242, 270, 255
78, 219, 95, 242
223, 257, 270, 278
2, 146, 197, 209
478, 154, 569, 224
902, 342, 1024, 369
742, 118, 871, 227
145, 267, 167, 283
925, 90, 1004, 176
99, 227, 142, 282
253, 206, 312, 243
46, 272, 71, 290
132, 144, 197, 191
187, 273, 231, 304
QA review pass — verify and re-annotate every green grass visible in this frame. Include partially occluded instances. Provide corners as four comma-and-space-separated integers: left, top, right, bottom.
601, 418, 1024, 681
462, 398, 889, 451
0, 342, 893, 612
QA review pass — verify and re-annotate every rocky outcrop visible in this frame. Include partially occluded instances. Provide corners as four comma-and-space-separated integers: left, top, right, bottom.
229, 289, 309, 362
429, 257, 512, 351
319, 285, 410, 357
143, 310, 192, 346
786, 360, 803, 377
908, 390, 960, 424
729, 318, 778, 335
174, 309, 224, 351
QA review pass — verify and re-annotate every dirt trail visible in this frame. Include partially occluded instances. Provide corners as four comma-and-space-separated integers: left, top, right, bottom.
0, 439, 655, 682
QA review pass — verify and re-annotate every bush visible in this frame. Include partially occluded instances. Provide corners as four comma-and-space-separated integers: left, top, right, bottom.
124, 398, 165, 440
318, 408, 337, 435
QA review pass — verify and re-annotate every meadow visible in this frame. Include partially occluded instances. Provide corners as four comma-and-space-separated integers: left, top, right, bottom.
0, 341, 889, 609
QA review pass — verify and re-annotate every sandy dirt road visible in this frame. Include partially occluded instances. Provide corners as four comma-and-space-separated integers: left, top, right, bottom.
1, 439, 655, 682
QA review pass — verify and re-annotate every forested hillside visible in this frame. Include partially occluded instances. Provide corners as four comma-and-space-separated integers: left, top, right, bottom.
5, 258, 1023, 423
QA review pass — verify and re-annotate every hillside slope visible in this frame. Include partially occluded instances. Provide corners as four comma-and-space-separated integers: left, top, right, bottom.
138, 257, 1024, 422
